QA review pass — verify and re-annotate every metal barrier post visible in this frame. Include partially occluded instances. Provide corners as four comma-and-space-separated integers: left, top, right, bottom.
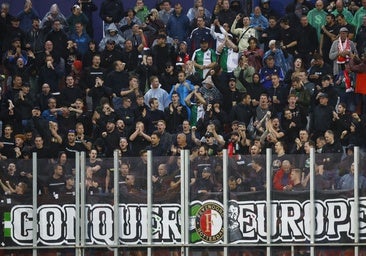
80, 152, 86, 256
223, 149, 228, 256
184, 150, 190, 256
180, 150, 186, 255
147, 150, 152, 256
310, 148, 315, 256
113, 151, 120, 256
75, 152, 81, 255
32, 152, 38, 256
354, 147, 360, 256
266, 148, 272, 256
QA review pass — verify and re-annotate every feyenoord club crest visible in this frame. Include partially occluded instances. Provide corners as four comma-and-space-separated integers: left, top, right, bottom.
195, 202, 224, 243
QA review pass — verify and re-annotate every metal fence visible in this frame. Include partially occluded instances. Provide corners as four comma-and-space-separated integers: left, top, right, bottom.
0, 148, 364, 256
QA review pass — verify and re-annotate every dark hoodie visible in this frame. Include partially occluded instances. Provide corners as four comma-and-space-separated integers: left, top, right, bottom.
230, 0, 244, 15
99, 0, 124, 23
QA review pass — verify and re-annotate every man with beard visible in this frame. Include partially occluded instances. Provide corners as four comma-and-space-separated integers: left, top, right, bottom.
228, 201, 244, 242
307, 53, 332, 86
62, 129, 87, 158
253, 93, 271, 135
121, 39, 139, 73
332, 102, 352, 138
101, 119, 120, 157
227, 130, 249, 156
320, 13, 339, 65
191, 145, 213, 182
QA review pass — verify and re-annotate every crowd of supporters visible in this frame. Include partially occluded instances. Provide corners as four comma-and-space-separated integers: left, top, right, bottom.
0, 0, 366, 201
1, 1, 366, 256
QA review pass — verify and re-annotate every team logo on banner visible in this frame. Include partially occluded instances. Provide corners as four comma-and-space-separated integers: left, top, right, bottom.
195, 202, 224, 243
2, 196, 366, 246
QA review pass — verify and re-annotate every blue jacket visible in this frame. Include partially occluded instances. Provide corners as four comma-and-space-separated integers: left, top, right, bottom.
166, 11, 190, 42
250, 14, 269, 31
69, 31, 91, 56
17, 8, 40, 32
259, 65, 284, 90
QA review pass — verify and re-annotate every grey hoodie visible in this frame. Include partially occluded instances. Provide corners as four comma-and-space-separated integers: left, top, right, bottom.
99, 23, 126, 51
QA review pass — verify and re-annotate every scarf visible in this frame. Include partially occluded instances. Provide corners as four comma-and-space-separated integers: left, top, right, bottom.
337, 38, 351, 64
337, 38, 353, 91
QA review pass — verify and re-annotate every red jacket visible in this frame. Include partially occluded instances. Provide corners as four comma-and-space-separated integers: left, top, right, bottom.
349, 58, 366, 95
273, 168, 293, 191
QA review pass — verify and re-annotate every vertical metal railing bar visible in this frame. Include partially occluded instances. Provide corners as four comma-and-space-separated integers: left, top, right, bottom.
180, 150, 186, 255
80, 152, 86, 256
32, 152, 38, 256
223, 149, 229, 256
266, 148, 272, 256
310, 148, 315, 256
75, 153, 81, 256
184, 150, 190, 256
354, 147, 360, 256
147, 150, 153, 256
113, 151, 119, 256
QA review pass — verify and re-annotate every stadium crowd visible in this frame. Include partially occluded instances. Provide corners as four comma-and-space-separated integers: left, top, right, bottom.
0, 0, 366, 201
2, 1, 366, 256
